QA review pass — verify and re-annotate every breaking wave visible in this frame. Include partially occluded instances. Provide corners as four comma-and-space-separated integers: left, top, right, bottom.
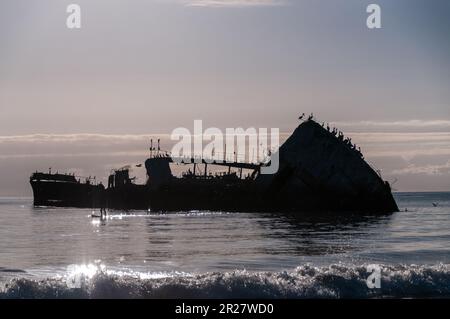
1, 264, 450, 299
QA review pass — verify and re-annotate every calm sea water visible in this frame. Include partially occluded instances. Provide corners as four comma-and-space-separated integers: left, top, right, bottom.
0, 192, 449, 298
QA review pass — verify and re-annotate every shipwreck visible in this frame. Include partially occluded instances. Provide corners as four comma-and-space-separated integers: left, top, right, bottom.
30, 119, 399, 213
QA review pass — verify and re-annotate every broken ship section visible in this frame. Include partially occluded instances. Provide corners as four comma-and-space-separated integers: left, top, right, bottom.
145, 120, 398, 213
256, 120, 398, 213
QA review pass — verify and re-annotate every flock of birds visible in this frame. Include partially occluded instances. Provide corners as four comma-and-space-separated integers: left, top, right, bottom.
299, 113, 442, 210
299, 113, 364, 158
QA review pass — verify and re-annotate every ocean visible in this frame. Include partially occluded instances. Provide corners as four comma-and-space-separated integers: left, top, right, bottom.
0, 192, 449, 299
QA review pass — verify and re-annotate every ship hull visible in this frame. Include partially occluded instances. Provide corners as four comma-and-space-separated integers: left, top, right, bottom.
146, 186, 397, 214
106, 184, 149, 210
30, 180, 103, 208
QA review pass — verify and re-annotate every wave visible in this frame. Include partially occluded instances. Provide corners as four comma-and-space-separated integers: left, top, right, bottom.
1, 263, 450, 299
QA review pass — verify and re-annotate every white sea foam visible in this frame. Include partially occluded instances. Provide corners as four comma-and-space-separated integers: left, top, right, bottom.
1, 263, 450, 299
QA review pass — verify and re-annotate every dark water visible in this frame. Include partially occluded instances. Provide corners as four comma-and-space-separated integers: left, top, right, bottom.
0, 192, 449, 298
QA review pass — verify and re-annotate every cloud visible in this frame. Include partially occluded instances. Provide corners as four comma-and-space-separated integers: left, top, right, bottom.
330, 120, 450, 132
1, 129, 449, 194
2, 131, 450, 160
349, 132, 450, 144
182, 0, 286, 7
366, 148, 450, 160
391, 161, 450, 176
0, 133, 162, 144
0, 151, 148, 160
346, 132, 450, 159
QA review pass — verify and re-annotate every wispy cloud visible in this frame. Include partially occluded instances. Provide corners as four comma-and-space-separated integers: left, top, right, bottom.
2, 131, 450, 159
1, 130, 449, 193
391, 161, 450, 176
182, 0, 286, 7
343, 132, 450, 161
331, 120, 450, 132
349, 132, 450, 144
0, 133, 160, 144
0, 151, 147, 160
332, 120, 450, 128
366, 148, 450, 160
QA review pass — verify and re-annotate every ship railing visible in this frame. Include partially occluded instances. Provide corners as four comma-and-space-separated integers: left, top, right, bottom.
151, 149, 270, 166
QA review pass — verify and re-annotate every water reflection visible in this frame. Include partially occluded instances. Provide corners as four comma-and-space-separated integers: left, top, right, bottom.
248, 212, 393, 257
6, 201, 409, 273
0, 193, 445, 280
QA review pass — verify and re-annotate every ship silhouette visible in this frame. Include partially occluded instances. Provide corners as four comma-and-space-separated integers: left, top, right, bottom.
30, 119, 399, 213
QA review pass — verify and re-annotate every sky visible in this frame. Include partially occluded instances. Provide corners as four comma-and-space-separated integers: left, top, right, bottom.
0, 0, 449, 195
